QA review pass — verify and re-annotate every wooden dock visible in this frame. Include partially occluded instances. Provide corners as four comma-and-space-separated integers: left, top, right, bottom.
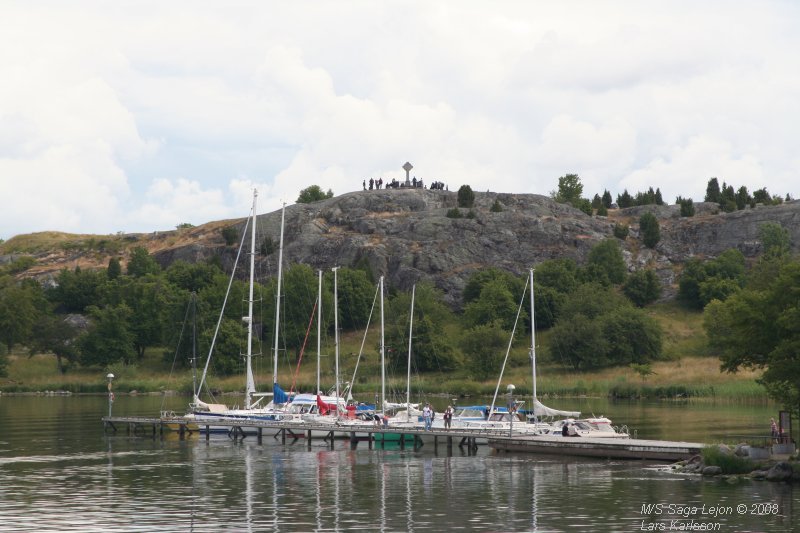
101, 415, 513, 451
103, 415, 706, 460
489, 434, 705, 461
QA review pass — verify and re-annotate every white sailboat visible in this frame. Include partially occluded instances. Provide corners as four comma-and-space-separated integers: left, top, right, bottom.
525, 267, 628, 438
190, 191, 289, 430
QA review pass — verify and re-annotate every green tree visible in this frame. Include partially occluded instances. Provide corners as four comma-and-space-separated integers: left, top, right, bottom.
639, 212, 661, 249
535, 259, 579, 295
463, 268, 525, 306
599, 306, 662, 365
735, 186, 751, 210
49, 266, 105, 313
107, 257, 122, 280
0, 278, 40, 351
559, 282, 628, 321
30, 312, 79, 374
297, 185, 334, 204
457, 185, 475, 208
753, 188, 772, 205
676, 196, 695, 217
552, 174, 583, 205
601, 190, 613, 209
221, 225, 239, 246
678, 258, 707, 309
617, 190, 634, 208
704, 261, 800, 416
122, 277, 180, 360
622, 269, 661, 307
549, 314, 608, 370
575, 198, 593, 216
613, 223, 629, 240
490, 200, 503, 213
461, 321, 508, 380
331, 267, 374, 331
705, 178, 721, 203
79, 304, 136, 367
200, 316, 246, 376
759, 222, 791, 257
127, 247, 161, 277
386, 283, 455, 372
596, 204, 608, 217
585, 239, 626, 285
165, 260, 220, 293
463, 279, 522, 330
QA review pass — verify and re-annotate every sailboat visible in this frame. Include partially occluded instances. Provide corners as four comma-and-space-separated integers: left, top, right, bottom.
189, 190, 291, 429
524, 267, 628, 438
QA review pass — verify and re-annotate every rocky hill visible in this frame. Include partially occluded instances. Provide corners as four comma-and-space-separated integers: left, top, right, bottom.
3, 189, 799, 308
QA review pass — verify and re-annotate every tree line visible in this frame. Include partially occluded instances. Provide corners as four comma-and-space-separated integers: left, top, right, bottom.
1, 237, 666, 382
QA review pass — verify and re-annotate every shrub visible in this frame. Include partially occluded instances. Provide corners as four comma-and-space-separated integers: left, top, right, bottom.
490, 200, 503, 212
677, 196, 695, 217
221, 226, 239, 246
457, 185, 475, 208
639, 212, 660, 248
701, 446, 756, 474
446, 208, 463, 219
613, 223, 629, 240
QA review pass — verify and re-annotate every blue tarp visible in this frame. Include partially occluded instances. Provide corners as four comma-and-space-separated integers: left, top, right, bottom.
273, 382, 289, 404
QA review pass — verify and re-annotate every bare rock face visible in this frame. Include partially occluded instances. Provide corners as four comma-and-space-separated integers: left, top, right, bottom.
147, 191, 800, 308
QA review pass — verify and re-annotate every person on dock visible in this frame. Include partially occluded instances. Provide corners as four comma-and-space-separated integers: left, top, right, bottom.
422, 403, 433, 431
443, 405, 453, 429
771, 418, 779, 441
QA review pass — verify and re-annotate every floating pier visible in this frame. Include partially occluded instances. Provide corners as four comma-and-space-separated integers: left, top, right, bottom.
488, 434, 705, 461
103, 415, 706, 460
101, 415, 508, 451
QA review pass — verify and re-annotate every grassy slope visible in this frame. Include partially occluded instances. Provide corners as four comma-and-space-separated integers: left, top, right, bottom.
0, 302, 765, 399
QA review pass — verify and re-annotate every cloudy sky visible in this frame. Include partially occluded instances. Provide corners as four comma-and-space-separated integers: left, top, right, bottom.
1, 1, 798, 240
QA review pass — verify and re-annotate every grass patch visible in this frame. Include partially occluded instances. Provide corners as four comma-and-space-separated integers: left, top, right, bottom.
701, 446, 756, 475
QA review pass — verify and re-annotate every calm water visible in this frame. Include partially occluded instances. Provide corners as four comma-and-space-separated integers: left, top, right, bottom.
0, 395, 796, 532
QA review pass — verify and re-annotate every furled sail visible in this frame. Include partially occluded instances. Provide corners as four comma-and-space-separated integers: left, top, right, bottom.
532, 399, 580, 418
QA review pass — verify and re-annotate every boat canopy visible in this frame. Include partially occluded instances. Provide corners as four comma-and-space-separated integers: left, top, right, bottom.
273, 382, 289, 404
533, 399, 580, 418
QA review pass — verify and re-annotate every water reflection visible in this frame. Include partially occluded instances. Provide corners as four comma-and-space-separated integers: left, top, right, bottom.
0, 396, 797, 532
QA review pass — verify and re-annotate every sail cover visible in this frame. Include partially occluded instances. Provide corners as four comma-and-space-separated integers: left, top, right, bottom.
533, 399, 580, 418
316, 394, 337, 415
273, 382, 289, 404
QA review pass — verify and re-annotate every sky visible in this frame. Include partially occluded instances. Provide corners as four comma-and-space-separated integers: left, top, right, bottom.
1, 1, 799, 240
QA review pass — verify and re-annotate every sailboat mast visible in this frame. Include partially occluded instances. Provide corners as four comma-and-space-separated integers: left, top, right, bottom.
380, 276, 385, 413
530, 268, 537, 411
333, 266, 340, 414
272, 203, 285, 388
191, 292, 197, 400
317, 269, 322, 396
406, 284, 415, 411
245, 190, 258, 409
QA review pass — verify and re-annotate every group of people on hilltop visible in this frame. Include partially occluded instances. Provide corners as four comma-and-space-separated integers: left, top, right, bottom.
363, 177, 447, 191
363, 177, 385, 190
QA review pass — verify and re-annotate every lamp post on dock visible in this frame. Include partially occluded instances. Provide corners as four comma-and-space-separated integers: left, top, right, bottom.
107, 373, 115, 418
506, 384, 516, 437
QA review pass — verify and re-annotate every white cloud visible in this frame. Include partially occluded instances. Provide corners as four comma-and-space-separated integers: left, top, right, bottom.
1, 2, 799, 240
621, 136, 765, 202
